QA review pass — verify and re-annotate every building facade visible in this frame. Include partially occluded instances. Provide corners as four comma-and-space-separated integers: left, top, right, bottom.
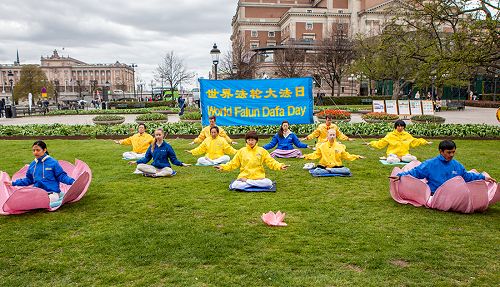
231, 0, 401, 96
0, 50, 135, 102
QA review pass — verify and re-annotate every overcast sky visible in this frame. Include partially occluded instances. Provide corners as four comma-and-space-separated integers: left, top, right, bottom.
0, 0, 236, 89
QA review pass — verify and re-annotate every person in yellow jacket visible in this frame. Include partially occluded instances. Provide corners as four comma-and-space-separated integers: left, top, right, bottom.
214, 131, 289, 189
190, 115, 236, 145
367, 120, 432, 163
301, 115, 352, 148
302, 129, 364, 175
115, 123, 154, 160
186, 126, 237, 166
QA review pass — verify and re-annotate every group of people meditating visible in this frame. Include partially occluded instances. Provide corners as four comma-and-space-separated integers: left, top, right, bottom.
4, 114, 495, 208
113, 115, 496, 191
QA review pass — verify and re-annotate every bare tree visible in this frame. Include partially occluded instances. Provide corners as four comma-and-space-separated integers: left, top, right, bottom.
274, 44, 309, 78
156, 51, 195, 98
313, 29, 355, 97
219, 36, 257, 79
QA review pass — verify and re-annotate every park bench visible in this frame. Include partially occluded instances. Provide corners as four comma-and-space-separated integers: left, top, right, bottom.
361, 98, 373, 104
17, 106, 46, 116
116, 104, 128, 109
444, 100, 465, 111
133, 103, 146, 108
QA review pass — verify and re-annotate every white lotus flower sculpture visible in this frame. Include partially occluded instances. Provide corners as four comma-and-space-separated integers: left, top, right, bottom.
0, 159, 92, 215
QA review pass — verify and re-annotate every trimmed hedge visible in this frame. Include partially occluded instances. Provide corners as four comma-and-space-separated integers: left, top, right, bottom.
465, 100, 500, 108
1, 123, 498, 138
318, 96, 392, 106
107, 100, 177, 109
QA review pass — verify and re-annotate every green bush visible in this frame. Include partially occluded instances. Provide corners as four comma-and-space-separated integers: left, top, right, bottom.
411, 115, 446, 123
318, 96, 392, 106
92, 115, 125, 121
107, 100, 177, 109
180, 112, 202, 120
0, 123, 498, 138
465, 100, 500, 108
135, 113, 168, 121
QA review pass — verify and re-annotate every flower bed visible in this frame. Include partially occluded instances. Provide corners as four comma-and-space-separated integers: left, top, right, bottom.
361, 112, 399, 123
92, 115, 125, 125
411, 115, 445, 124
135, 113, 168, 124
315, 109, 351, 121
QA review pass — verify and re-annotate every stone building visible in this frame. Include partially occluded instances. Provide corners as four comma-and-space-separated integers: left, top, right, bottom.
0, 50, 135, 102
231, 0, 400, 96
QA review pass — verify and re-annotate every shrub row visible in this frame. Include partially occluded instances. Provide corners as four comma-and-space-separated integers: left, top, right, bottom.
1, 123, 498, 138
107, 100, 177, 108
318, 96, 392, 106
465, 100, 500, 108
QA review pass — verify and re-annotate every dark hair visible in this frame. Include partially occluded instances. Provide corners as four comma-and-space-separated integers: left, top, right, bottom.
439, 140, 456, 151
210, 126, 219, 133
278, 120, 289, 138
33, 140, 49, 155
394, 120, 406, 129
325, 115, 333, 120
138, 123, 146, 129
209, 115, 216, 121
245, 131, 259, 142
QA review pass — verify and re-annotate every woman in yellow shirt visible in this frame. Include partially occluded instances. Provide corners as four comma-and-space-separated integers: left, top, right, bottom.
367, 120, 431, 163
187, 126, 237, 166
115, 123, 154, 160
215, 131, 289, 190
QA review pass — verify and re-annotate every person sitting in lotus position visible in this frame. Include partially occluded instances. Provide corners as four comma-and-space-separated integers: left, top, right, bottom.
186, 126, 237, 166
301, 115, 352, 148
7, 140, 75, 204
214, 131, 289, 189
302, 129, 364, 175
263, 120, 311, 158
390, 140, 495, 194
190, 115, 236, 145
367, 120, 431, 163
129, 128, 190, 177
115, 123, 154, 160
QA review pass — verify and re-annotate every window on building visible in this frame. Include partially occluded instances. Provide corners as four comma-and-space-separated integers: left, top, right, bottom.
307, 9, 313, 13
250, 42, 259, 49
251, 30, 258, 37
302, 34, 315, 42
268, 31, 275, 37
267, 41, 276, 47
306, 22, 313, 31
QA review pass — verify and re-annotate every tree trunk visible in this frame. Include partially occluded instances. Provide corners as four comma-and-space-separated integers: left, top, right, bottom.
392, 79, 400, 100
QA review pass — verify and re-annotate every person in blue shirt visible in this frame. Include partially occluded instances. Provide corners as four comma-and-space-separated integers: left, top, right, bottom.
8, 141, 75, 203
263, 120, 311, 158
391, 140, 496, 194
129, 128, 190, 177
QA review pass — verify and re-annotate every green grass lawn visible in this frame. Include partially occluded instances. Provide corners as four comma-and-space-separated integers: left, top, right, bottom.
0, 139, 499, 286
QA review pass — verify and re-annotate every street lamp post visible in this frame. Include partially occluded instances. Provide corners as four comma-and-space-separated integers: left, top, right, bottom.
104, 81, 111, 102
76, 80, 82, 100
210, 43, 221, 80
7, 70, 14, 105
349, 74, 355, 97
130, 63, 137, 99
494, 74, 498, 102
53, 80, 59, 106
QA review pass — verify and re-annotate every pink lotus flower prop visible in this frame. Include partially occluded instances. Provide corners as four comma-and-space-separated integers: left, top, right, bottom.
0, 159, 92, 215
389, 161, 499, 213
261, 211, 287, 226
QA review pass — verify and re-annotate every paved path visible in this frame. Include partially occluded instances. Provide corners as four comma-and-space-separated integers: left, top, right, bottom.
0, 107, 498, 126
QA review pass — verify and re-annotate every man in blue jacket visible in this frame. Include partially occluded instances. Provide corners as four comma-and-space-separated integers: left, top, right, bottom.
391, 140, 496, 194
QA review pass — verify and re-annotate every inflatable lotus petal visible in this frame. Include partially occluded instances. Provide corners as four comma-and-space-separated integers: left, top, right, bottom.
0, 159, 92, 215
261, 211, 287, 226
390, 164, 498, 213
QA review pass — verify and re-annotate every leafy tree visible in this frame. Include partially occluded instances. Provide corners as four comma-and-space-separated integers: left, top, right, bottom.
274, 44, 310, 78
13, 65, 53, 103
